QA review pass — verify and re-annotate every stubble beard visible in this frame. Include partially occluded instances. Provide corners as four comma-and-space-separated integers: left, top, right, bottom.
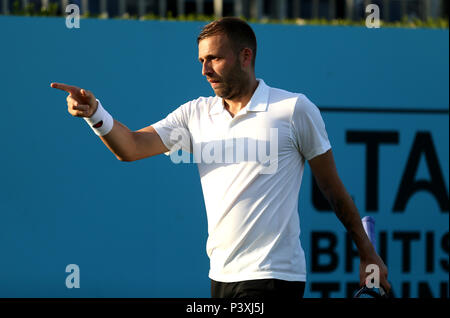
214, 61, 250, 100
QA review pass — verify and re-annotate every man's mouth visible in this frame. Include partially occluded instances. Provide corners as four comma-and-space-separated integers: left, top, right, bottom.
208, 79, 221, 88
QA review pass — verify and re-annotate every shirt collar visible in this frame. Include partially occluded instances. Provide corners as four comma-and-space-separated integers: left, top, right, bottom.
209, 78, 269, 115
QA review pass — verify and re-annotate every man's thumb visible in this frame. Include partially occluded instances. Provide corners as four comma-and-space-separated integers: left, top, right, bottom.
81, 89, 87, 97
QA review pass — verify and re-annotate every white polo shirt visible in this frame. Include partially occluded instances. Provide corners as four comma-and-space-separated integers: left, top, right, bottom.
152, 79, 331, 283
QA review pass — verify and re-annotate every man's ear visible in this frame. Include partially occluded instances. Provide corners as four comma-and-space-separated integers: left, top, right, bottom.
240, 48, 253, 68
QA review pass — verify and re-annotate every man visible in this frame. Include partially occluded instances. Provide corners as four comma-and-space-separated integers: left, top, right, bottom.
51, 17, 390, 298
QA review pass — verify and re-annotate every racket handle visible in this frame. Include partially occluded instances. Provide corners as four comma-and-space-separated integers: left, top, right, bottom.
362, 216, 377, 252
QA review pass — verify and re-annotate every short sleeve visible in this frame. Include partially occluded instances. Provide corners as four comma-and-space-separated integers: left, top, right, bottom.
151, 101, 192, 154
290, 94, 331, 160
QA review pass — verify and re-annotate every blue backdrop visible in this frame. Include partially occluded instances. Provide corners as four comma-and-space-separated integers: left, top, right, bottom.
0, 16, 448, 298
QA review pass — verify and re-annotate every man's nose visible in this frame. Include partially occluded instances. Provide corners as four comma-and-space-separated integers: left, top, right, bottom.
202, 61, 213, 76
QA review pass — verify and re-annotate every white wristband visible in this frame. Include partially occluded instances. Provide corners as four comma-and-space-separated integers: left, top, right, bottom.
84, 99, 114, 136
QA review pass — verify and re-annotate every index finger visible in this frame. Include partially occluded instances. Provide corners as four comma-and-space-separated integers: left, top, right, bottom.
50, 82, 81, 94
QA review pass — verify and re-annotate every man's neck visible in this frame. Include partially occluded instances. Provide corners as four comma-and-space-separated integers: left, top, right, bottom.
223, 78, 259, 117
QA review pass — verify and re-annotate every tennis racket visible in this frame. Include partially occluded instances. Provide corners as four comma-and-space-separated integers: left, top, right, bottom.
353, 216, 392, 298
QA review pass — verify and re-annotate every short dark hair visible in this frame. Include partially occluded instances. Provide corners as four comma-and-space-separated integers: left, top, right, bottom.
197, 17, 257, 67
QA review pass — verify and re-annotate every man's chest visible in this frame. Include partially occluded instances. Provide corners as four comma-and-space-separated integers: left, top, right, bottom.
189, 110, 295, 166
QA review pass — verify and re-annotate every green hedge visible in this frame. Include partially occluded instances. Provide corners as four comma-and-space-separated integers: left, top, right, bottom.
4, 0, 449, 29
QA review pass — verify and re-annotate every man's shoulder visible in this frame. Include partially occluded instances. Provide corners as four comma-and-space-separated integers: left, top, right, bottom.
267, 84, 309, 103
172, 95, 219, 121
269, 87, 320, 121
191, 95, 218, 104
181, 95, 218, 111
266, 84, 315, 112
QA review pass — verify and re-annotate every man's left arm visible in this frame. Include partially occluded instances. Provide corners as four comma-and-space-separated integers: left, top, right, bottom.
308, 149, 391, 292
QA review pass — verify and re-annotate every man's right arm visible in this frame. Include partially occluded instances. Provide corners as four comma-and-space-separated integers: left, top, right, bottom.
51, 82, 169, 162
100, 120, 169, 161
